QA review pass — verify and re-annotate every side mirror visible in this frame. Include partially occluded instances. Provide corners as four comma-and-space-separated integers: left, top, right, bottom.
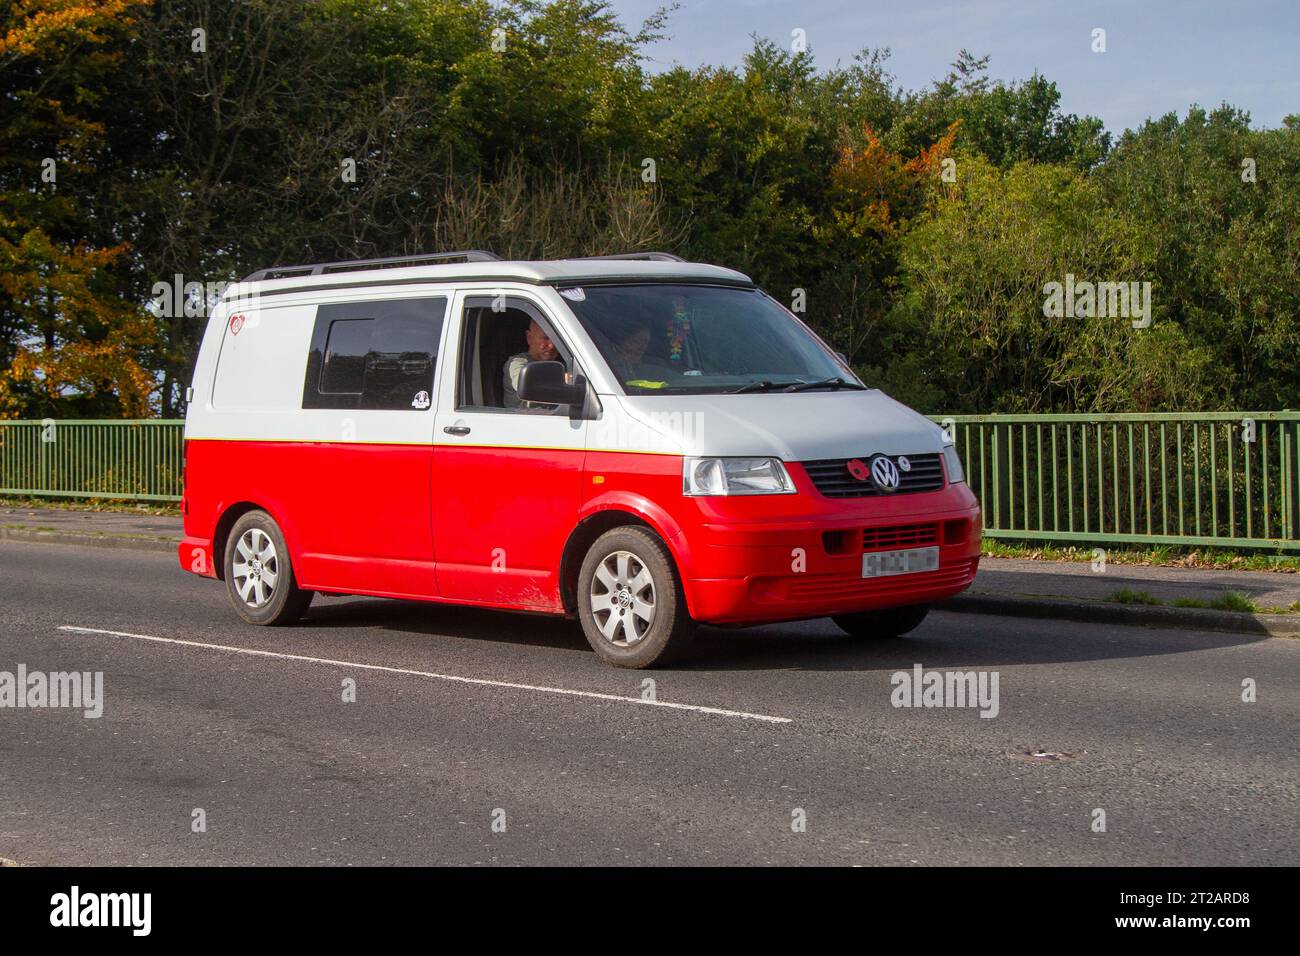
518, 360, 586, 406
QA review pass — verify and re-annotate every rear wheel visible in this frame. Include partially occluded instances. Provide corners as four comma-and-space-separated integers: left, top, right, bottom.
577, 526, 694, 668
223, 510, 313, 625
832, 603, 929, 640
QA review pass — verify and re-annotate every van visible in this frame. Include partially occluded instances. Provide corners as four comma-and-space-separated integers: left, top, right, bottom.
180, 250, 981, 668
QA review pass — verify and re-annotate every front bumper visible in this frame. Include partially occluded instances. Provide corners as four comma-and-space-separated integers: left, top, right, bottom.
676, 470, 982, 625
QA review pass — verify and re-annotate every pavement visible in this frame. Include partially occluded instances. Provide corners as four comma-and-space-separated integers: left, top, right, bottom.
0, 537, 1296, 866
0, 505, 179, 551
954, 556, 1300, 638
3, 505, 1298, 635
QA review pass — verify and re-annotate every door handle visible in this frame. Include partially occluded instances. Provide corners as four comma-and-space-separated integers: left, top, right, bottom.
443, 425, 471, 436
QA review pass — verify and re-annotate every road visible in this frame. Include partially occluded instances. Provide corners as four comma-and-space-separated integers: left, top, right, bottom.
1, 538, 1296, 866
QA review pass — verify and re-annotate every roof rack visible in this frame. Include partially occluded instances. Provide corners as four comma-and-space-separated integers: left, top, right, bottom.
573, 251, 685, 262
242, 250, 500, 283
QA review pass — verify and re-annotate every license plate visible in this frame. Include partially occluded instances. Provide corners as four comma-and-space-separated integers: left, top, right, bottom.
861, 546, 940, 578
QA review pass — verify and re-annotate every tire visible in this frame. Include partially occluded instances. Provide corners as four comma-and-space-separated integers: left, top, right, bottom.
577, 526, 694, 668
832, 603, 929, 640
223, 510, 314, 626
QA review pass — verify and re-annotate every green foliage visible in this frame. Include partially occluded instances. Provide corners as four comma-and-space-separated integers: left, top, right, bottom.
1097, 106, 1300, 409
0, 0, 156, 418
887, 52, 1111, 170
0, 4, 1293, 418
1107, 588, 1161, 605
886, 155, 1216, 411
1209, 590, 1258, 613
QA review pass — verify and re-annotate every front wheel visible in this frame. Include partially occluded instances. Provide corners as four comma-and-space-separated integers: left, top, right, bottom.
832, 603, 929, 640
223, 510, 313, 625
577, 526, 694, 668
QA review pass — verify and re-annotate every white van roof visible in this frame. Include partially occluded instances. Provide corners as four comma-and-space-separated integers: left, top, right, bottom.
229, 251, 753, 301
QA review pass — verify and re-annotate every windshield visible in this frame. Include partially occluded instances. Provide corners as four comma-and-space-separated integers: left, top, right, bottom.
559, 283, 860, 395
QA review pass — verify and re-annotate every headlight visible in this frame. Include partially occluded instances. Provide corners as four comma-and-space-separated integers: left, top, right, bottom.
942, 442, 965, 484
683, 457, 796, 496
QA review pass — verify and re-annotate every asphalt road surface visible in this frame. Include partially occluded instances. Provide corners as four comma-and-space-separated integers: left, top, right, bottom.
1, 539, 1296, 866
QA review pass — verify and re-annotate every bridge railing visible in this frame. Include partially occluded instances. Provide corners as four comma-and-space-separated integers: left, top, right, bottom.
0, 420, 184, 502
930, 412, 1300, 553
3, 413, 1298, 551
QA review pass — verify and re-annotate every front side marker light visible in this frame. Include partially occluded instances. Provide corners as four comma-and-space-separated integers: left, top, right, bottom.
942, 442, 966, 484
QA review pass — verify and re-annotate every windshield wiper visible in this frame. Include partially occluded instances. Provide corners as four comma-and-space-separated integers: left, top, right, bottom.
782, 377, 865, 392
727, 377, 864, 394
780, 374, 863, 390
727, 380, 779, 393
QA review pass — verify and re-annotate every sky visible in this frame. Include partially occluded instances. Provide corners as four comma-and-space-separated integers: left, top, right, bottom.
605, 0, 1298, 135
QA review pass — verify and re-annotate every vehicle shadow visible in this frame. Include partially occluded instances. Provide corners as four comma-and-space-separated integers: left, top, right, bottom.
682, 612, 1269, 672
304, 596, 586, 654
301, 596, 1270, 672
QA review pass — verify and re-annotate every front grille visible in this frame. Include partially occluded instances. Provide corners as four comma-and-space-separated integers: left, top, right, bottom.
862, 522, 939, 551
801, 453, 945, 498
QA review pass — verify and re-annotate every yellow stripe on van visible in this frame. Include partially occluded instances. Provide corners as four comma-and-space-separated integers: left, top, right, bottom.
183, 436, 681, 456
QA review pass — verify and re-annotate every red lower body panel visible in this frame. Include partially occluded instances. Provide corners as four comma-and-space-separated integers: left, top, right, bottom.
181, 438, 436, 598
183, 441, 982, 627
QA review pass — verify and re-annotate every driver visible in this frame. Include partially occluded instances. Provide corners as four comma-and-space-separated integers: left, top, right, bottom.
503, 318, 564, 410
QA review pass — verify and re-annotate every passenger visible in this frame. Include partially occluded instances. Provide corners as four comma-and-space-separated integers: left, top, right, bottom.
614, 320, 674, 383
503, 318, 564, 410
618, 323, 651, 366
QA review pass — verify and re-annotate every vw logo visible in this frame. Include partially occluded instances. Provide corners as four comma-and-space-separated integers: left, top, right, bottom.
869, 455, 900, 491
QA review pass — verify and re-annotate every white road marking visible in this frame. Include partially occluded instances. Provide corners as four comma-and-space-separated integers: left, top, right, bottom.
57, 625, 792, 724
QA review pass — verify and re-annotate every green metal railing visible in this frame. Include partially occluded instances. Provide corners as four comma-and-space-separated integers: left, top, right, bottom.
3, 414, 1299, 552
0, 420, 184, 502
930, 413, 1300, 552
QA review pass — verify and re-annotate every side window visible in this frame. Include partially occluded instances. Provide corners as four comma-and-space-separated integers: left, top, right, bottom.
302, 296, 446, 410
455, 297, 577, 413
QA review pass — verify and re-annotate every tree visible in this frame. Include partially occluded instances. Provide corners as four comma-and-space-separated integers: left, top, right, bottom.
811, 121, 958, 369
1097, 106, 1300, 408
889, 52, 1110, 170
888, 155, 1215, 412
0, 0, 157, 417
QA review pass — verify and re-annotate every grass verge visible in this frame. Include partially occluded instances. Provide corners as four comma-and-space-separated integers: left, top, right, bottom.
1107, 588, 1161, 605
983, 539, 1300, 572
0, 495, 179, 516
1107, 588, 1272, 614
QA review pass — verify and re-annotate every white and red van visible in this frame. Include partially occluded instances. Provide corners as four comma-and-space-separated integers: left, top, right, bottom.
180, 251, 981, 667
